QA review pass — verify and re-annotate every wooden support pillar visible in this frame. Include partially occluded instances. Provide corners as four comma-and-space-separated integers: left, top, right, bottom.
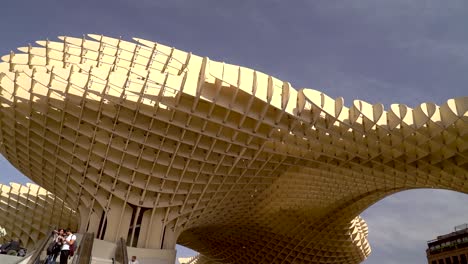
103, 198, 133, 242
81, 205, 104, 235
138, 208, 165, 249
162, 226, 179, 250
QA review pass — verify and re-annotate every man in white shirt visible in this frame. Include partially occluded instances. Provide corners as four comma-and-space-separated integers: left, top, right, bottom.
60, 229, 76, 264
129, 255, 140, 264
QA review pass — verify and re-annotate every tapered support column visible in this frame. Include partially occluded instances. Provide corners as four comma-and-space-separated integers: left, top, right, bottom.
79, 205, 104, 235
138, 208, 166, 249
103, 198, 133, 242
162, 227, 179, 250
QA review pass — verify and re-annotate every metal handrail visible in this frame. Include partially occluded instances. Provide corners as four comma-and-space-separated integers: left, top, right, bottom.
26, 227, 56, 264
114, 238, 128, 264
71, 232, 94, 264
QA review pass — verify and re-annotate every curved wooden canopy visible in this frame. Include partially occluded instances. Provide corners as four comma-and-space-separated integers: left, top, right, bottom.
0, 35, 466, 263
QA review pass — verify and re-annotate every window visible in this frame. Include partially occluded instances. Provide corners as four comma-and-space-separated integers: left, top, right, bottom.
446, 257, 452, 264
453, 256, 460, 264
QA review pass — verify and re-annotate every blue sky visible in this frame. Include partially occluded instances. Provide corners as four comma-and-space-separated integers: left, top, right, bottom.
0, 1, 467, 263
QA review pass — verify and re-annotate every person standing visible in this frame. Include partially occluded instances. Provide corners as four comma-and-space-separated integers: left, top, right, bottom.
129, 255, 140, 264
46, 229, 64, 264
60, 229, 76, 264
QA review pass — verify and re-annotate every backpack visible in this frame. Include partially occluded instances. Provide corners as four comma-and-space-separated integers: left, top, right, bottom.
46, 241, 57, 255
69, 235, 77, 257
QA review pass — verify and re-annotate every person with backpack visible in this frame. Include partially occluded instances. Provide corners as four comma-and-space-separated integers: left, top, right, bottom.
1, 238, 20, 255
0, 240, 11, 254
60, 229, 76, 264
46, 229, 64, 264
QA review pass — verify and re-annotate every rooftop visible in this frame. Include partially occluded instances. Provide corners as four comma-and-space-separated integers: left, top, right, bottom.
427, 224, 468, 255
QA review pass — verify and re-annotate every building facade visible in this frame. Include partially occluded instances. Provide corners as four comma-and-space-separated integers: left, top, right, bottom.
0, 34, 467, 263
427, 224, 468, 264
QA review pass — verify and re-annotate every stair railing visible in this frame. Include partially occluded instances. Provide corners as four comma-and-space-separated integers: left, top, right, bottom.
114, 238, 128, 264
71, 232, 94, 264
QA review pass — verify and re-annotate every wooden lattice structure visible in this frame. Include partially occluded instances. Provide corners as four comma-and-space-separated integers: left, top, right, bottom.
0, 183, 77, 249
0, 35, 466, 263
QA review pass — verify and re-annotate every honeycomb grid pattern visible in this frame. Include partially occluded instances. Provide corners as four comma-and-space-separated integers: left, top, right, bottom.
0, 34, 466, 263
0, 183, 78, 249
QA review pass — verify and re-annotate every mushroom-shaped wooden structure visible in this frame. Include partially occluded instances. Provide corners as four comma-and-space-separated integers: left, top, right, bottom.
0, 35, 466, 263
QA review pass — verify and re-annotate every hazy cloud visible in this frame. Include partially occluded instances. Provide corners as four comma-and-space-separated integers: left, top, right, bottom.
362, 190, 468, 264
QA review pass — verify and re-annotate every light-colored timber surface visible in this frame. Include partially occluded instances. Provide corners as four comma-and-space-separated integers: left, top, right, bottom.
0, 183, 77, 249
0, 35, 466, 263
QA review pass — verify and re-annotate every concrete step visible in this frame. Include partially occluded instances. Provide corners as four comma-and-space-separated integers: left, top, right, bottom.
0, 254, 24, 264
91, 256, 114, 264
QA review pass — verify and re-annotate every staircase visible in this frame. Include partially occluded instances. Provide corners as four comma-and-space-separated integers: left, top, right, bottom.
90, 256, 114, 264
20, 235, 176, 264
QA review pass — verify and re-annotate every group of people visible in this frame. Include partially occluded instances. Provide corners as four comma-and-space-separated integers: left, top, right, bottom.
43, 228, 142, 264
2, 231, 142, 264
45, 228, 76, 264
0, 238, 26, 256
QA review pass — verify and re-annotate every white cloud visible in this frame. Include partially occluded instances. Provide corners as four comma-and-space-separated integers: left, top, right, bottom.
362, 189, 468, 264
